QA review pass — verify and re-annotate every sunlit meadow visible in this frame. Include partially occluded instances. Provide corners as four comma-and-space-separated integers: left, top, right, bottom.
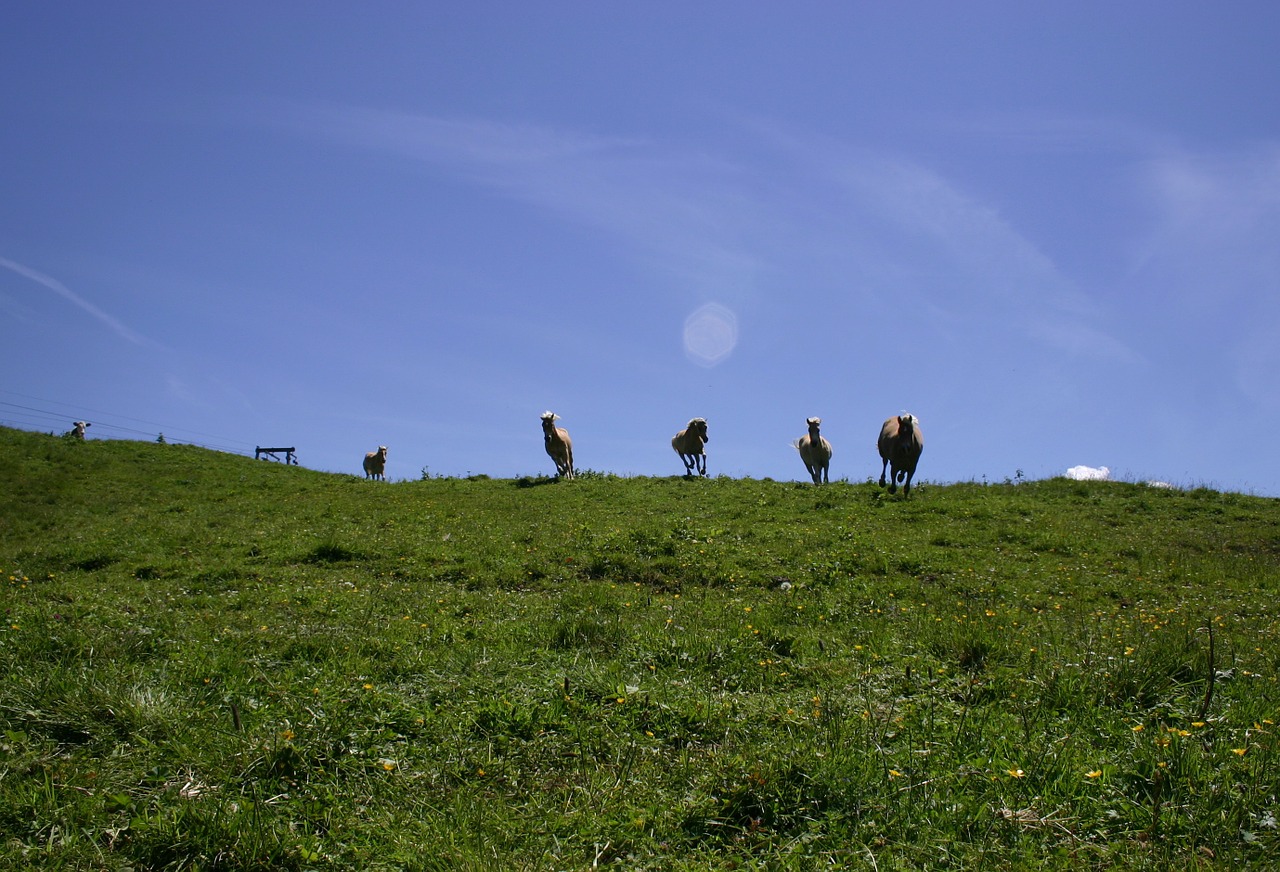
1, 427, 1277, 869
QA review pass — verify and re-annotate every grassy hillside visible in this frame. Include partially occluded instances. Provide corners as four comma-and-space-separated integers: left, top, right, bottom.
1, 426, 1277, 870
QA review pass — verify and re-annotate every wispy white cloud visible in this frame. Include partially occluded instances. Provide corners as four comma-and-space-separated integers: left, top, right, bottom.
275, 104, 1142, 365
1236, 333, 1280, 412
303, 108, 635, 167
278, 104, 765, 304
1134, 146, 1280, 273
835, 155, 1074, 297
1025, 317, 1144, 366
814, 150, 1141, 363
726, 115, 1144, 365
941, 111, 1178, 156
0, 256, 150, 346
1128, 146, 1280, 407
164, 371, 255, 414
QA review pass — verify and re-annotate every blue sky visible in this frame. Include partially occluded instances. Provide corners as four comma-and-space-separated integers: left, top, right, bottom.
3, 3, 1279, 493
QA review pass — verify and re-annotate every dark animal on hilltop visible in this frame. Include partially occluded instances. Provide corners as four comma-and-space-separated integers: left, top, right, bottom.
878, 414, 923, 496
541, 412, 574, 479
70, 421, 90, 440
363, 445, 388, 480
796, 417, 833, 484
672, 417, 709, 477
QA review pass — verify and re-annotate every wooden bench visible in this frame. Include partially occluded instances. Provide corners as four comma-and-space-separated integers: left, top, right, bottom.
255, 446, 298, 465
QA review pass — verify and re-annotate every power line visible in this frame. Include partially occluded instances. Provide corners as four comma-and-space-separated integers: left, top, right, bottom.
0, 391, 256, 448
0, 403, 68, 427
0, 398, 254, 457
0, 413, 66, 432
0, 416, 251, 457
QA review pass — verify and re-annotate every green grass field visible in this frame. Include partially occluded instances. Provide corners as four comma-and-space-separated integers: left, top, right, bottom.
2, 426, 1277, 869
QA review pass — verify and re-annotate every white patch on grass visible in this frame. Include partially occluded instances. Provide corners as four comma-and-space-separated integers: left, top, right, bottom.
1065, 464, 1110, 481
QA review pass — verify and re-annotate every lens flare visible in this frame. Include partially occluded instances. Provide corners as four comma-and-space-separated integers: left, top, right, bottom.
683, 302, 738, 367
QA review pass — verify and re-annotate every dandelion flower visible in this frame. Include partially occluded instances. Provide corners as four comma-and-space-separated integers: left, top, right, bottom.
1233, 748, 1248, 756
889, 769, 903, 778
1132, 724, 1145, 732
1086, 770, 1102, 778
1007, 768, 1025, 778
